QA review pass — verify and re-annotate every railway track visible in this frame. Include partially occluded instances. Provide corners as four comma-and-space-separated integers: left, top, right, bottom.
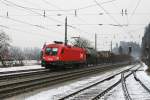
0, 63, 125, 80
121, 72, 132, 100
120, 64, 150, 100
98, 63, 150, 100
0, 68, 50, 80
57, 64, 141, 100
0, 63, 133, 99
133, 72, 150, 94
117, 70, 150, 100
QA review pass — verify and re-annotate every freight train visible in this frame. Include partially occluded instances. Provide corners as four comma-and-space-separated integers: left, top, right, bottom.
41, 41, 132, 69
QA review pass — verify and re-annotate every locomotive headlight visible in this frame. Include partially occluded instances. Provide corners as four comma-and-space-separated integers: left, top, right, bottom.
56, 56, 59, 60
48, 58, 53, 61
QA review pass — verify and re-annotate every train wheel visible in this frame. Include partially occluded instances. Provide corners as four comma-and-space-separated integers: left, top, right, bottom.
45, 66, 49, 69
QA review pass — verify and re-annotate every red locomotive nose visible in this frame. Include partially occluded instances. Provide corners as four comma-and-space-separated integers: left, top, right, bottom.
46, 57, 53, 61
43, 56, 59, 62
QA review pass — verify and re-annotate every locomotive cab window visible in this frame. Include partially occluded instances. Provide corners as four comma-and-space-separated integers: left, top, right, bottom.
45, 48, 51, 54
52, 48, 58, 55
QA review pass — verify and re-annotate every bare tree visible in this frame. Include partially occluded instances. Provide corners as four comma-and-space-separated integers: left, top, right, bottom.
9, 46, 41, 66
72, 37, 92, 48
10, 46, 25, 66
23, 47, 41, 61
0, 31, 10, 66
32, 47, 41, 61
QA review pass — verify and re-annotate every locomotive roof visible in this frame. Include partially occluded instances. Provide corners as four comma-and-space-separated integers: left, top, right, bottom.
44, 44, 86, 51
46, 43, 77, 48
46, 43, 66, 47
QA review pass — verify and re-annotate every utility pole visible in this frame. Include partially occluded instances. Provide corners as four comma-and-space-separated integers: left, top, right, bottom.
65, 17, 67, 45
95, 33, 97, 51
95, 33, 97, 65
110, 41, 112, 52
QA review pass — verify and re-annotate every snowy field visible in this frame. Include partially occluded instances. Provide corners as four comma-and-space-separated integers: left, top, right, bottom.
0, 65, 43, 72
0, 60, 40, 67
0, 60, 42, 72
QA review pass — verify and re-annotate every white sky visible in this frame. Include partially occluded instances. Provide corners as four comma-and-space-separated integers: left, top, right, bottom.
0, 0, 150, 50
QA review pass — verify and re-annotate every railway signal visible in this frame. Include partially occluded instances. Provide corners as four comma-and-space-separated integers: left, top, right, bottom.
128, 46, 132, 54
146, 47, 149, 52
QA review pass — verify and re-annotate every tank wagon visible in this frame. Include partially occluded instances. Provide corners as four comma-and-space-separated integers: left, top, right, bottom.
85, 48, 97, 65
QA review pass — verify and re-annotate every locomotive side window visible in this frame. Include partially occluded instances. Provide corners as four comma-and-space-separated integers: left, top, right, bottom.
61, 48, 64, 54
52, 48, 58, 55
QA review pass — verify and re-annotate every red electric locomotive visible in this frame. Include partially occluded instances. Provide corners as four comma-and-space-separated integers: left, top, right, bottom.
41, 42, 86, 69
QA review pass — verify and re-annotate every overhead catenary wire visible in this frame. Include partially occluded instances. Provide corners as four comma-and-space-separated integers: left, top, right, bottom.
128, 0, 142, 25
0, 0, 146, 49
0, 24, 58, 39
94, 0, 138, 41
130, 0, 142, 18
1, 0, 118, 12
41, 0, 92, 34
40, 0, 91, 27
1, 0, 89, 35
1, 0, 147, 27
94, 0, 122, 26
42, 0, 62, 10
1, 0, 62, 24
4, 0, 93, 35
1, 0, 122, 35
0, 15, 63, 34
107, 0, 143, 42
41, 0, 118, 31
0, 23, 75, 45
1, 12, 150, 17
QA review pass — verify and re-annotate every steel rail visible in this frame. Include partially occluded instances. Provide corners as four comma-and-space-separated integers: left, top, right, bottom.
0, 62, 127, 79
133, 72, 150, 94
58, 63, 138, 100
121, 73, 132, 100
0, 69, 49, 80
0, 63, 132, 98
92, 71, 134, 100
92, 64, 142, 100
121, 65, 142, 100
0, 62, 130, 81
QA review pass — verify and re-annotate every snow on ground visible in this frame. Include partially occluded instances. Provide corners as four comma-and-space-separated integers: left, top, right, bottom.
0, 65, 43, 72
24, 65, 134, 100
25, 72, 113, 100
3, 64, 134, 100
142, 62, 148, 71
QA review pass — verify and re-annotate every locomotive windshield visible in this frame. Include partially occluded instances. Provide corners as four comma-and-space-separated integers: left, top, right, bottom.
52, 48, 58, 55
45, 47, 58, 56
45, 48, 51, 54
